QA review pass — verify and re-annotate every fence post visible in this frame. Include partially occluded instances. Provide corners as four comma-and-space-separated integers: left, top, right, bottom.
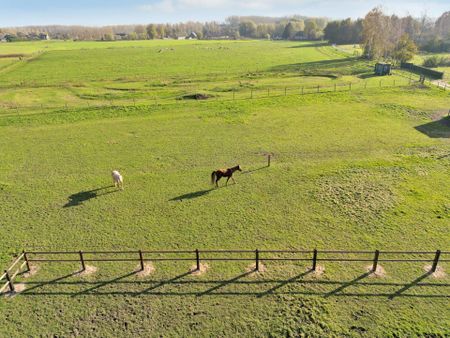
233, 90, 235, 100
195, 249, 200, 271
251, 89, 253, 99
79, 251, 86, 271
312, 249, 318, 271
317, 85, 320, 93
139, 250, 144, 271
393, 80, 396, 86
23, 250, 30, 272
372, 250, 380, 272
431, 250, 441, 272
349, 83, 352, 91
379, 80, 382, 88
267, 154, 271, 167
4, 270, 14, 292
267, 88, 270, 97
255, 249, 259, 271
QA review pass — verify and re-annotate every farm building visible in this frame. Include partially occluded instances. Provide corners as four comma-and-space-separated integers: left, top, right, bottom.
374, 62, 391, 76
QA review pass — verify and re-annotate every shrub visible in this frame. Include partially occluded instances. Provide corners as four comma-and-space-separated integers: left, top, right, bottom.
423, 56, 450, 68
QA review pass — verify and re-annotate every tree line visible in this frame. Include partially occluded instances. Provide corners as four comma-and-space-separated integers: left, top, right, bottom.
325, 8, 450, 60
0, 15, 327, 41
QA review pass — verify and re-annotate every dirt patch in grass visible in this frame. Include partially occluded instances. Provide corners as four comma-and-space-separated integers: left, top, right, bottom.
423, 265, 446, 279
76, 265, 98, 277
135, 263, 155, 278
245, 263, 266, 276
22, 265, 39, 278
317, 168, 400, 224
311, 265, 325, 277
190, 263, 209, 276
3, 283, 26, 298
365, 265, 386, 278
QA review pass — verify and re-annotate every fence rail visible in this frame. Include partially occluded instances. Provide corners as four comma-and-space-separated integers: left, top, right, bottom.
1, 248, 448, 294
0, 75, 429, 116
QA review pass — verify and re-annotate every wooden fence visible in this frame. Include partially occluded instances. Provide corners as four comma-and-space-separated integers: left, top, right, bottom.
1, 249, 448, 294
0, 76, 423, 114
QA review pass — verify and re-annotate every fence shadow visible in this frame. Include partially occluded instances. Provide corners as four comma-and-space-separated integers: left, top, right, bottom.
16, 271, 449, 298
415, 117, 450, 138
258, 269, 313, 297
325, 271, 371, 297
169, 189, 214, 201
63, 185, 117, 207
242, 166, 268, 175
388, 271, 433, 300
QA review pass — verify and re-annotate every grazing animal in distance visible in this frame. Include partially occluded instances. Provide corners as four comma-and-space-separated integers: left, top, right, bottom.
111, 170, 124, 190
211, 165, 242, 187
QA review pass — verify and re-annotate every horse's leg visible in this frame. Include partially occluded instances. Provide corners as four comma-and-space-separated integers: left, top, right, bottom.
216, 176, 221, 187
226, 177, 230, 186
232, 176, 236, 184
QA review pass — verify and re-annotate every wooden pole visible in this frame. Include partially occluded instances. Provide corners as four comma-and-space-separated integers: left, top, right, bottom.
23, 250, 30, 272
79, 251, 86, 271
139, 250, 144, 271
372, 250, 380, 272
195, 249, 200, 271
4, 270, 14, 292
255, 249, 259, 271
312, 249, 318, 271
431, 250, 441, 272
267, 154, 271, 167
317, 85, 320, 93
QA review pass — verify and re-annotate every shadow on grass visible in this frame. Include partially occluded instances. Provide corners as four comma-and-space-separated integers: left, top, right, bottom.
241, 166, 268, 175
169, 189, 214, 201
388, 271, 433, 300
415, 117, 450, 138
287, 42, 329, 49
258, 269, 313, 297
325, 272, 371, 297
63, 185, 117, 207
17, 271, 449, 298
269, 57, 361, 73
197, 271, 253, 296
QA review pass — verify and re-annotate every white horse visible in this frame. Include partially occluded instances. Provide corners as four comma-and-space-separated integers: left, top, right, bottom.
111, 170, 124, 190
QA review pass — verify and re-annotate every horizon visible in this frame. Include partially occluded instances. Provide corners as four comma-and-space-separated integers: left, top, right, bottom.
0, 0, 448, 28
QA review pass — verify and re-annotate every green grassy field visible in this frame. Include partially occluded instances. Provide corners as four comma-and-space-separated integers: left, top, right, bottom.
0, 40, 449, 337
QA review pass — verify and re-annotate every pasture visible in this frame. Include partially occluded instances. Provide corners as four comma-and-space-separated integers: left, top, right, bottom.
0, 40, 449, 337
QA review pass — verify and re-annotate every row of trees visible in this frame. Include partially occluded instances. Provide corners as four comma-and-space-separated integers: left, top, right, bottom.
324, 9, 450, 59
0, 16, 328, 41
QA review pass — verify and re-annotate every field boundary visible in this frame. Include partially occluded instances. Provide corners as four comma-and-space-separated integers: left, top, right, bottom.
1, 248, 448, 294
0, 76, 425, 115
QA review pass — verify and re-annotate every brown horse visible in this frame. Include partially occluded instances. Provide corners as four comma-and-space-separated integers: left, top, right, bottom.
211, 165, 242, 187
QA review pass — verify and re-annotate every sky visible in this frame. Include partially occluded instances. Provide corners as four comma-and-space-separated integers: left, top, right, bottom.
0, 0, 448, 27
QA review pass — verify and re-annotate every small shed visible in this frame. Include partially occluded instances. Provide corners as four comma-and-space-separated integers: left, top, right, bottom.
374, 63, 391, 76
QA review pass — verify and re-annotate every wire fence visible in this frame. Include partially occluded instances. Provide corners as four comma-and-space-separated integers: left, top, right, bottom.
0, 75, 429, 116
1, 248, 448, 294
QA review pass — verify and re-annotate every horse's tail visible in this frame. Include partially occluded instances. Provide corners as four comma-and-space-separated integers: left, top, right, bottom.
211, 171, 216, 185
